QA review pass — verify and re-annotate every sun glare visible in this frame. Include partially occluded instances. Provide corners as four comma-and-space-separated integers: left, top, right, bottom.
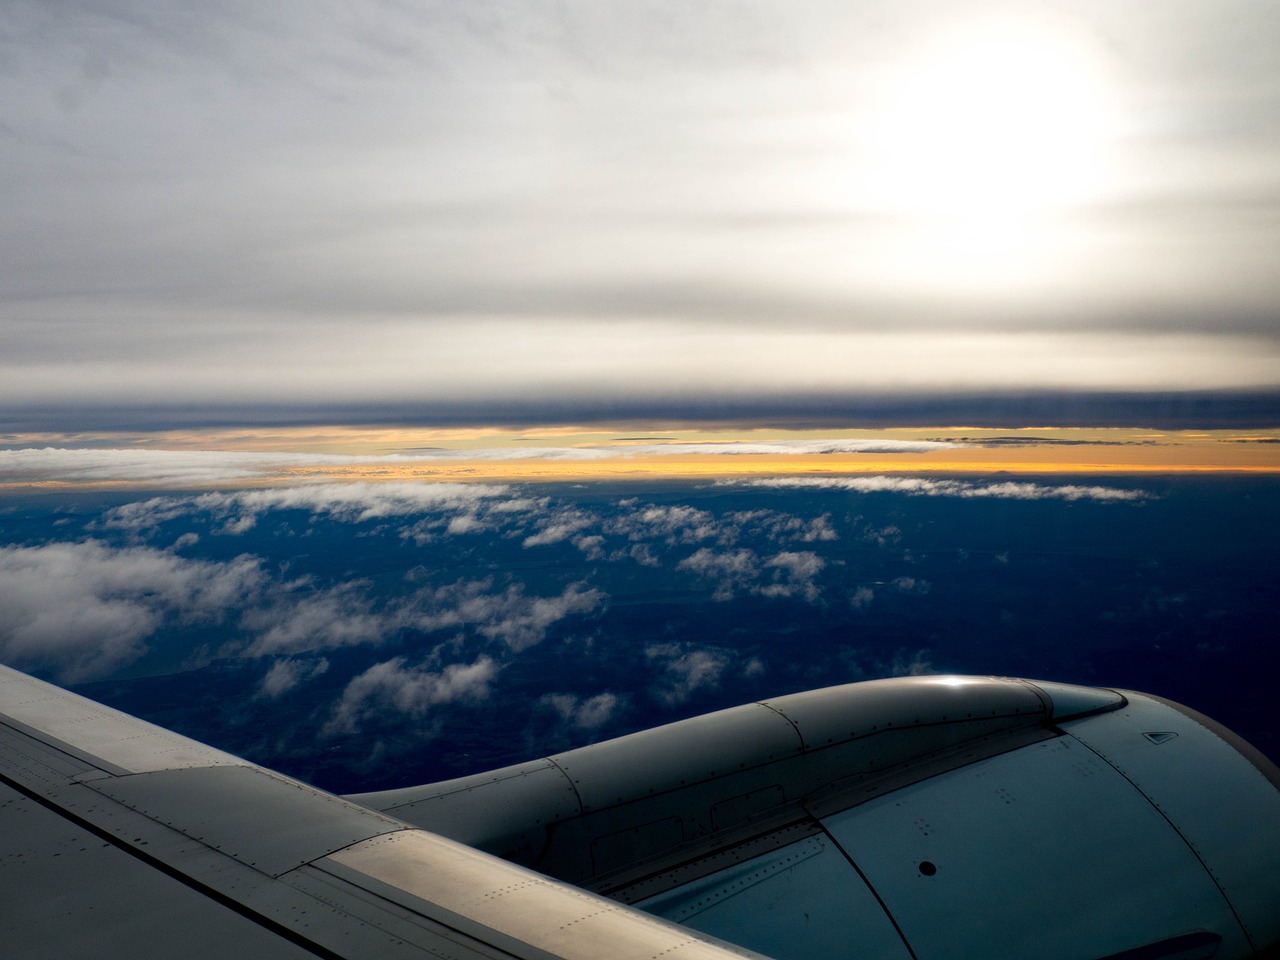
863, 27, 1112, 241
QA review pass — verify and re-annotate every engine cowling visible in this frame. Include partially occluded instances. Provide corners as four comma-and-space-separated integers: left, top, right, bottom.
350, 676, 1280, 960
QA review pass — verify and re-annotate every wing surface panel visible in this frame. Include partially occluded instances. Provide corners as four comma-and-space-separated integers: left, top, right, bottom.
0, 779, 317, 960
89, 764, 404, 878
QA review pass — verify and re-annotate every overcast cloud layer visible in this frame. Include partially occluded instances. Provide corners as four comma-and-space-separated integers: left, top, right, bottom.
2, 1, 1279, 427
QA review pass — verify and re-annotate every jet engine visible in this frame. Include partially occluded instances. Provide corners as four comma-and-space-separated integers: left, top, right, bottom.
351, 676, 1280, 960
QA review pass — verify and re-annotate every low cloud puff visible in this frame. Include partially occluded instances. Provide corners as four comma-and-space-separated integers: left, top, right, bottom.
257, 657, 330, 699
326, 655, 498, 735
401, 494, 549, 544
677, 548, 760, 600
539, 691, 622, 731
762, 551, 827, 602
837, 646, 937, 682
523, 509, 597, 548
511, 500, 844, 574
608, 503, 725, 545
677, 548, 826, 602
646, 644, 733, 706
242, 583, 388, 657
0, 540, 263, 681
403, 580, 607, 652
729, 510, 837, 543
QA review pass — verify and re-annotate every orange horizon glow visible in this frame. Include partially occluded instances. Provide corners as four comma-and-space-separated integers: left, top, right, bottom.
2, 425, 1278, 491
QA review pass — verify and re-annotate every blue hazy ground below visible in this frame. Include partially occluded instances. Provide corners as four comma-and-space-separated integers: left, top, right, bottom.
0, 474, 1275, 795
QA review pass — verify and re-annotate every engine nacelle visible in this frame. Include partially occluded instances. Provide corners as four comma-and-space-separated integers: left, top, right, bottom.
351, 677, 1280, 960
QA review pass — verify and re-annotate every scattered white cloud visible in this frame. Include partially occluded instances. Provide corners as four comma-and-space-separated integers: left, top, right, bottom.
97, 496, 201, 530
101, 482, 524, 534
402, 579, 607, 652
523, 509, 596, 548
574, 535, 606, 560
761, 551, 826, 602
241, 582, 388, 657
539, 691, 622, 730
646, 645, 733, 706
202, 483, 519, 523
677, 548, 760, 601
968, 481, 1146, 502
677, 547, 827, 602
850, 586, 876, 609
891, 576, 931, 595
838, 646, 937, 682
257, 657, 329, 699
859, 522, 902, 547
728, 510, 838, 543
444, 514, 486, 535
590, 502, 841, 567
240, 576, 608, 658
890, 650, 936, 677
734, 476, 1147, 501
0, 514, 607, 682
613, 543, 660, 567
608, 504, 725, 545
0, 540, 264, 681
326, 655, 498, 735
217, 514, 259, 536
844, 576, 928, 611
410, 494, 549, 542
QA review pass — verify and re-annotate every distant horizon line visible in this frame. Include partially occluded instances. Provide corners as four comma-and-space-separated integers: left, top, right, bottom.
5, 389, 1280, 434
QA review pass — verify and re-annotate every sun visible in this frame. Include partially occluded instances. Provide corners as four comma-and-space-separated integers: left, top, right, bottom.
864, 27, 1112, 224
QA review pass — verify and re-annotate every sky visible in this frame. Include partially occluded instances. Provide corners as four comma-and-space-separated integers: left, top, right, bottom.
3, 0, 1280, 432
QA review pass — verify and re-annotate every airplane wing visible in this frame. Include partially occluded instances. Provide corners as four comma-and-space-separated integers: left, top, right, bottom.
0, 663, 765, 960
3, 663, 1279, 959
